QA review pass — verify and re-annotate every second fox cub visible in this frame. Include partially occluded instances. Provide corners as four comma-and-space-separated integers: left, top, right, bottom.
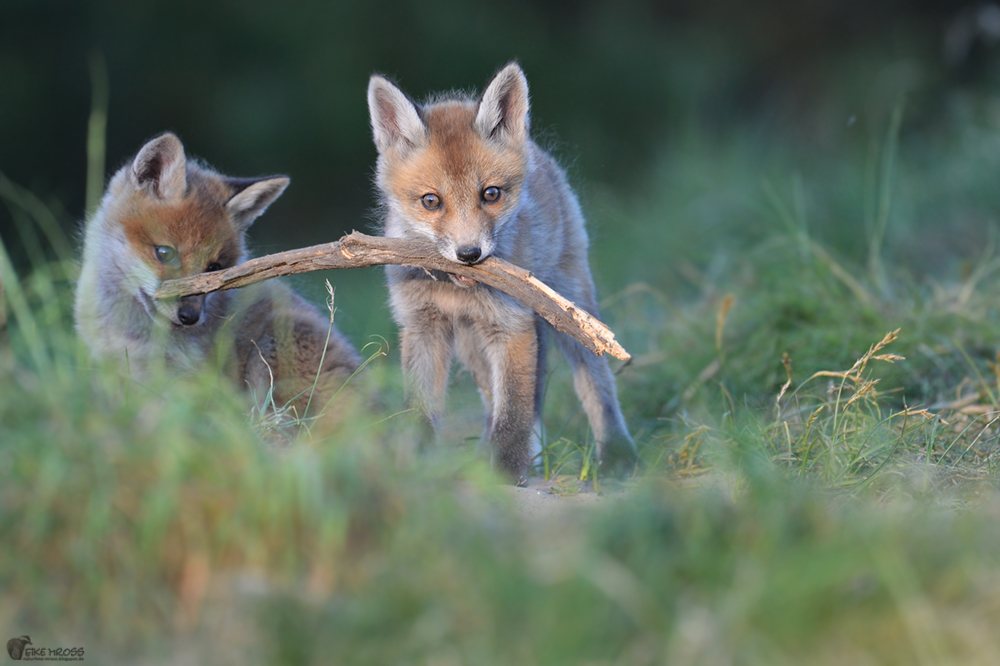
368, 62, 637, 483
75, 132, 361, 414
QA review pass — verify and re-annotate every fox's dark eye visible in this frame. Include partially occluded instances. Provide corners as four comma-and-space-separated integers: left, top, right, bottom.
421, 193, 441, 210
483, 186, 501, 203
207, 262, 223, 272
154, 245, 177, 263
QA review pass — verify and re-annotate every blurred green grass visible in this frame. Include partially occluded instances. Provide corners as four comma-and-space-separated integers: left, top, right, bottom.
5, 95, 1000, 663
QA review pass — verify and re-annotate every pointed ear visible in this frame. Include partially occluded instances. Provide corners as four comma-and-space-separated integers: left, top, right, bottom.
225, 176, 289, 231
368, 75, 426, 153
475, 63, 530, 145
131, 132, 187, 200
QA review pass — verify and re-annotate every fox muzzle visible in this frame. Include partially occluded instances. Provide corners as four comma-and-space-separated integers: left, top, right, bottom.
176, 295, 204, 326
456, 245, 483, 265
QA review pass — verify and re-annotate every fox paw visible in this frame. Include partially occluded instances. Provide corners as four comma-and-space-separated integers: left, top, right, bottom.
599, 438, 640, 479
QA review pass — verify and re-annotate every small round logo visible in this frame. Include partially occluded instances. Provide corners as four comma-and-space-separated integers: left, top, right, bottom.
6, 636, 31, 661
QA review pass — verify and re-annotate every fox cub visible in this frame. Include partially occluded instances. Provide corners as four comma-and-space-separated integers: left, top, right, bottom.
368, 63, 637, 483
75, 132, 361, 414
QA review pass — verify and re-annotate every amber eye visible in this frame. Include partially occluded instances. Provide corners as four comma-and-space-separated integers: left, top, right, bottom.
207, 262, 223, 272
483, 186, 501, 203
154, 245, 177, 263
421, 193, 441, 210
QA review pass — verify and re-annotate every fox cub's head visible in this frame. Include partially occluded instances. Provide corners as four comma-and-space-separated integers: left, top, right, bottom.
102, 132, 288, 327
368, 62, 531, 269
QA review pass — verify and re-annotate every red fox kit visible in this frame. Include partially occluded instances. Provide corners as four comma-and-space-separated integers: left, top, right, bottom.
368, 63, 637, 483
75, 132, 361, 414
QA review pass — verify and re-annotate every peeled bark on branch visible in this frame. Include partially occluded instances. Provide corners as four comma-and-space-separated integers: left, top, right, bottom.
155, 231, 630, 361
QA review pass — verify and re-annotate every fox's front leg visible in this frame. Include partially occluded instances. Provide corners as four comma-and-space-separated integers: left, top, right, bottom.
482, 318, 538, 485
455, 324, 494, 450
399, 315, 454, 436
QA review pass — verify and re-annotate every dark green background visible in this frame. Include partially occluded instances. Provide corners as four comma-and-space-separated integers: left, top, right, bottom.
0, 0, 993, 336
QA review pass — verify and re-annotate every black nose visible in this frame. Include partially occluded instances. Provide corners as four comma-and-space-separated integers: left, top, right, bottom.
177, 302, 201, 326
456, 245, 482, 264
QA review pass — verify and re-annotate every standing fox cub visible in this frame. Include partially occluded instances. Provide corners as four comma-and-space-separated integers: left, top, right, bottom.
75, 132, 361, 414
368, 63, 637, 483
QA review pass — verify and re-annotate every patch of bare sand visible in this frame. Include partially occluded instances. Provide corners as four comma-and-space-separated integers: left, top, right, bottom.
490, 476, 634, 521
484, 470, 745, 521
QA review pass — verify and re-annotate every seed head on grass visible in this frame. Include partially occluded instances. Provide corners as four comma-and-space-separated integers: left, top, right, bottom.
808, 329, 904, 409
775, 352, 793, 417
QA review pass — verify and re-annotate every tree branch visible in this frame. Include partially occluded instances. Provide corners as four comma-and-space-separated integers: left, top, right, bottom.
155, 231, 630, 361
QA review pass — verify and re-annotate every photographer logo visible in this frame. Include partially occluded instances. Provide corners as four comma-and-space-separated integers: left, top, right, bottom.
6, 637, 83, 662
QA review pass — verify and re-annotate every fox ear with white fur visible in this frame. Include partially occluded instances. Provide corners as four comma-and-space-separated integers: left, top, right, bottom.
132, 132, 187, 201
225, 176, 289, 231
475, 62, 530, 145
368, 75, 426, 153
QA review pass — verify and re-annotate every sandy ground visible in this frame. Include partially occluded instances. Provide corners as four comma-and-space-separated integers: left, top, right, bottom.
491, 475, 634, 520
488, 471, 743, 522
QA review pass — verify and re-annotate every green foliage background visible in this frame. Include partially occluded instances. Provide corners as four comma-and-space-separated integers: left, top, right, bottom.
3, 1, 996, 342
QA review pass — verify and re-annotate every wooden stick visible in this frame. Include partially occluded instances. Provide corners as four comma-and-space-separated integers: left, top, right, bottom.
155, 231, 631, 360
